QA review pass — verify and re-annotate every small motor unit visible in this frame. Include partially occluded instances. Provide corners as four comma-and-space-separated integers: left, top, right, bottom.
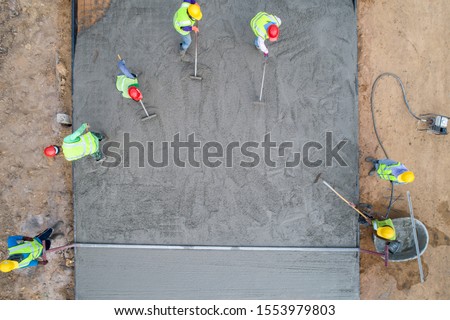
430, 115, 448, 135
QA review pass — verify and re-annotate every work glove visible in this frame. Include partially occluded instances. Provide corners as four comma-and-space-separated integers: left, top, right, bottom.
192, 26, 199, 33
22, 236, 34, 242
264, 52, 269, 59
38, 260, 48, 266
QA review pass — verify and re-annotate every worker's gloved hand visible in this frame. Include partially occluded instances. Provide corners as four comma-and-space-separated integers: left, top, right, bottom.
192, 26, 199, 33
22, 236, 34, 242
264, 52, 269, 59
39, 260, 48, 266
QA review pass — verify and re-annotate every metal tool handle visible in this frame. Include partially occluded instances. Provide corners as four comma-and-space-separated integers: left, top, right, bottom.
259, 60, 267, 102
407, 191, 425, 283
139, 100, 150, 117
194, 31, 198, 77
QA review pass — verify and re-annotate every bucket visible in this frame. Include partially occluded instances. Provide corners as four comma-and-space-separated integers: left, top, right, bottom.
373, 217, 429, 262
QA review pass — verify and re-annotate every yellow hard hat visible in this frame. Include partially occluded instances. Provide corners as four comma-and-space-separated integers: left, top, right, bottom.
398, 171, 415, 183
0, 260, 19, 273
188, 3, 202, 21
377, 226, 395, 240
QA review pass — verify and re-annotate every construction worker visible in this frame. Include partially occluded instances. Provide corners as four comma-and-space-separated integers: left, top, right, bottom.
250, 12, 282, 58
44, 123, 105, 162
116, 56, 140, 100
0, 228, 53, 273
372, 218, 396, 241
173, 0, 202, 56
366, 157, 415, 184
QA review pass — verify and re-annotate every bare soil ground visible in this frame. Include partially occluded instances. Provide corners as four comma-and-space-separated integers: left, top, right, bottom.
0, 0, 73, 299
0, 0, 448, 299
358, 0, 450, 299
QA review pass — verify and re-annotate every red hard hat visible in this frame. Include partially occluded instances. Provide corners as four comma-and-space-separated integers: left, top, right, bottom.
268, 24, 279, 42
44, 145, 60, 157
128, 86, 143, 101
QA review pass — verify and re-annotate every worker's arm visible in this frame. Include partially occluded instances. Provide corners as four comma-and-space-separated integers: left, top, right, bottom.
257, 36, 269, 55
183, 0, 196, 4
25, 260, 39, 268
7, 236, 23, 247
63, 123, 88, 143
377, 159, 398, 166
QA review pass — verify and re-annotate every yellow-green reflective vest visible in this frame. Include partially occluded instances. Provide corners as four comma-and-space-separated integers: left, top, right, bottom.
62, 132, 99, 161
250, 12, 279, 39
8, 239, 43, 269
372, 219, 397, 241
116, 75, 139, 99
173, 2, 193, 36
376, 162, 401, 182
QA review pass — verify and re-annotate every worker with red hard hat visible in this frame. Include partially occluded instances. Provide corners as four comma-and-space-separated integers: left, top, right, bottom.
250, 12, 281, 58
116, 55, 157, 121
44, 123, 105, 162
116, 56, 142, 100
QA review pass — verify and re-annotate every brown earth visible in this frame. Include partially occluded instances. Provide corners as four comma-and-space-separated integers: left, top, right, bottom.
358, 0, 450, 299
0, 0, 73, 299
0, 0, 449, 299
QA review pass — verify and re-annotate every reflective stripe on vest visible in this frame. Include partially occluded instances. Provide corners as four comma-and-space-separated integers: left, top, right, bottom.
250, 12, 279, 39
377, 162, 401, 182
116, 75, 139, 99
62, 132, 98, 161
8, 239, 43, 269
173, 2, 193, 36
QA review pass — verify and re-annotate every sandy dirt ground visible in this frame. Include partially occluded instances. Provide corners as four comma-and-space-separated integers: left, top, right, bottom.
358, 0, 450, 299
1, 0, 449, 300
0, 0, 73, 299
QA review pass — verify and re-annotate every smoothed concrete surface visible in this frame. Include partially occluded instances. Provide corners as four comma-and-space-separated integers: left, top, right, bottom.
73, 0, 359, 299
76, 248, 359, 299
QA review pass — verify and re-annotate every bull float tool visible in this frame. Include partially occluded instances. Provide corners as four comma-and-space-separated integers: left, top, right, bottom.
318, 177, 372, 224
253, 57, 267, 106
190, 31, 202, 81
316, 175, 390, 266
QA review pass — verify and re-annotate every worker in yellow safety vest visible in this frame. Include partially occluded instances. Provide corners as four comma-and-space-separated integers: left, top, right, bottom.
366, 157, 414, 184
44, 123, 105, 162
173, 0, 202, 57
250, 12, 282, 58
0, 228, 54, 273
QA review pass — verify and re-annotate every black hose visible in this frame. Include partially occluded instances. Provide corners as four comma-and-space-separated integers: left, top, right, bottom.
371, 72, 424, 122
370, 73, 421, 218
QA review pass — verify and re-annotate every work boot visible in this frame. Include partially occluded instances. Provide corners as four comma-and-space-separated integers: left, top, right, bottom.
365, 156, 377, 164
179, 43, 186, 58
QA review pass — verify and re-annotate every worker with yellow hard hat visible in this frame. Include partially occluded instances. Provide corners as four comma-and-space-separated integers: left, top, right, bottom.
0, 228, 53, 273
372, 219, 396, 241
366, 157, 415, 184
173, 0, 202, 57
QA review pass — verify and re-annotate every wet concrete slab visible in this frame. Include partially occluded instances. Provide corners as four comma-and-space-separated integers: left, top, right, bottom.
73, 0, 359, 298
76, 247, 359, 299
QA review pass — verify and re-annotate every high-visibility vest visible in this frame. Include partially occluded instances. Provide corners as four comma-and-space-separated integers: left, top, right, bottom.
250, 12, 280, 39
8, 239, 43, 269
62, 132, 99, 161
376, 162, 402, 183
372, 219, 397, 241
116, 75, 139, 99
173, 2, 194, 36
